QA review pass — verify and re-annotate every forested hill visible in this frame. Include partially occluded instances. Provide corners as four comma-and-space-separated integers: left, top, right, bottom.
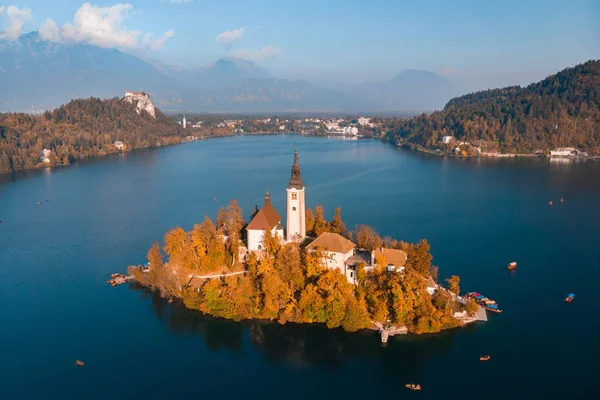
0, 97, 185, 174
386, 60, 600, 155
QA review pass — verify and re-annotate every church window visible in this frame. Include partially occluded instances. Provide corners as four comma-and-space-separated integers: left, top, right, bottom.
291, 193, 297, 200
293, 207, 296, 211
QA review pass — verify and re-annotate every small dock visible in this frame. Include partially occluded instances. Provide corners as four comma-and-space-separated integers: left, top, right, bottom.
107, 274, 133, 287
372, 321, 408, 343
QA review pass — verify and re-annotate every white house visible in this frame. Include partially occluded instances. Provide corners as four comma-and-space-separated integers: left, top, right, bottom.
306, 232, 356, 284
114, 141, 124, 150
41, 148, 52, 163
371, 247, 408, 273
442, 136, 454, 145
358, 117, 371, 126
550, 147, 576, 157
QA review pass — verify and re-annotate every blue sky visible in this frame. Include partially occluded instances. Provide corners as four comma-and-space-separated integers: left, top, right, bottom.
1, 0, 599, 89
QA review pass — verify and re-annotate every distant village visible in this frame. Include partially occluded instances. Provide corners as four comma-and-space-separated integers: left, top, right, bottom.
173, 114, 390, 140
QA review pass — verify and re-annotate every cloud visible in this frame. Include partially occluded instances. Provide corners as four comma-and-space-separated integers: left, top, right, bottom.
39, 3, 173, 50
0, 6, 33, 40
234, 45, 280, 62
442, 67, 454, 77
171, 0, 195, 3
215, 27, 244, 47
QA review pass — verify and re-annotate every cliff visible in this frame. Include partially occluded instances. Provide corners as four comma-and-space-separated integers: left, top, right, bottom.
123, 91, 156, 118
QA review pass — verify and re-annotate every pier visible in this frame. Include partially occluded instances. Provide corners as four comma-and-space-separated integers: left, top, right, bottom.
107, 274, 134, 286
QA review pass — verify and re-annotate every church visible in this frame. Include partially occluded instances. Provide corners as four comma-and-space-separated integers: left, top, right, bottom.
246, 148, 306, 251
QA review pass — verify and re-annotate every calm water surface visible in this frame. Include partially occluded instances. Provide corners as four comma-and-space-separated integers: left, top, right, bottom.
1, 136, 599, 399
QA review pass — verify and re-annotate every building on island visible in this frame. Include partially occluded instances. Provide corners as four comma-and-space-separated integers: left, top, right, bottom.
114, 141, 124, 150
242, 147, 414, 286
307, 232, 356, 284
442, 136, 454, 144
246, 190, 285, 251
245, 148, 307, 252
371, 247, 407, 273
286, 148, 306, 242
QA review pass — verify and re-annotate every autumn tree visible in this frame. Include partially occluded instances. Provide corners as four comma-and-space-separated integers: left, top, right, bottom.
354, 225, 383, 251
445, 275, 460, 295
329, 207, 347, 235
314, 205, 328, 236
405, 239, 432, 276
305, 208, 315, 234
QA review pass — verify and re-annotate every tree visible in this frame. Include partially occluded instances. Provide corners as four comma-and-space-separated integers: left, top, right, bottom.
314, 205, 327, 236
406, 239, 432, 276
305, 208, 315, 234
329, 207, 347, 235
354, 225, 383, 251
466, 298, 479, 316
164, 227, 186, 258
445, 275, 460, 295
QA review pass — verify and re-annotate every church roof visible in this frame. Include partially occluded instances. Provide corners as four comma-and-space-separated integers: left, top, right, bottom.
247, 203, 281, 231
373, 247, 408, 267
307, 232, 356, 254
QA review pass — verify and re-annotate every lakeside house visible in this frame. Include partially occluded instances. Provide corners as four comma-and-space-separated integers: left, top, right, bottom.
550, 147, 576, 157
114, 141, 124, 150
442, 135, 453, 144
41, 148, 51, 163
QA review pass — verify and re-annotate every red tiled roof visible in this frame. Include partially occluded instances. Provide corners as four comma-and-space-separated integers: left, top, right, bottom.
246, 203, 281, 231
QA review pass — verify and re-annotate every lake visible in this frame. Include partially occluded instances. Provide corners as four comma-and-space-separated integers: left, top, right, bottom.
1, 135, 599, 399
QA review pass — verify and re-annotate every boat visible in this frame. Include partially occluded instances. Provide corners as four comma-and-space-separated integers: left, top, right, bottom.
560, 198, 564, 203
75, 360, 84, 367
485, 304, 502, 313
507, 261, 517, 270
565, 293, 575, 303
548, 200, 553, 206
480, 355, 491, 361
405, 384, 421, 391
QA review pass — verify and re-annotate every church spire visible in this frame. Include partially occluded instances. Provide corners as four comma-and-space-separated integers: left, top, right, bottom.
288, 146, 304, 189
264, 189, 272, 206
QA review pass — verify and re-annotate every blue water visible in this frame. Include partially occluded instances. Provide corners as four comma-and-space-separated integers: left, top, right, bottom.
1, 136, 599, 399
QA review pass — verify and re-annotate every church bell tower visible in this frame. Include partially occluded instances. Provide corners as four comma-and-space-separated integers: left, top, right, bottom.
286, 147, 306, 242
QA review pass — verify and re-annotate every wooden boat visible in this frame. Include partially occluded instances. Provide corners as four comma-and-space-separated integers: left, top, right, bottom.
565, 293, 575, 303
75, 360, 84, 367
485, 306, 503, 313
548, 200, 553, 206
560, 198, 564, 203
480, 355, 491, 361
405, 384, 421, 391
507, 261, 517, 270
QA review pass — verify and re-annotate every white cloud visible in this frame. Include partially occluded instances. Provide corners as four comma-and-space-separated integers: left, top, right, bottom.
0, 6, 33, 40
39, 3, 173, 50
215, 27, 244, 47
171, 0, 195, 3
234, 45, 280, 62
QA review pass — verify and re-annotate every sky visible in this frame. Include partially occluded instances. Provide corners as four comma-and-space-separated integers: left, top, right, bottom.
0, 0, 598, 91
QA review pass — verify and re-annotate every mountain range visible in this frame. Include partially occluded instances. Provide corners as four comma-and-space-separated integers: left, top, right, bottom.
0, 32, 460, 113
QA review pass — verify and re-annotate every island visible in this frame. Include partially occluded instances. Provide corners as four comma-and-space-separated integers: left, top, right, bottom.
129, 149, 482, 335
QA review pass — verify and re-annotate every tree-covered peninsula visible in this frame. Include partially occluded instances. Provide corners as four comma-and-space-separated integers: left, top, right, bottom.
0, 95, 185, 174
386, 60, 600, 155
130, 201, 477, 334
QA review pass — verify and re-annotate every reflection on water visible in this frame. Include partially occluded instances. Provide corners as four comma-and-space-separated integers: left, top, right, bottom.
133, 283, 465, 374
